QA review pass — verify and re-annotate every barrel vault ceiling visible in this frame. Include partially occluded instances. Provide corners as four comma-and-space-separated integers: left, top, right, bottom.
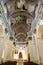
0, 0, 43, 43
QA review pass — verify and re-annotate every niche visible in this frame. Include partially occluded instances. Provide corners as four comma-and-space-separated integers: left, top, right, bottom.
18, 52, 23, 59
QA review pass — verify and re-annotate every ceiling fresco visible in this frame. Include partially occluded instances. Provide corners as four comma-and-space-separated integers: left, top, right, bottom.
0, 0, 43, 43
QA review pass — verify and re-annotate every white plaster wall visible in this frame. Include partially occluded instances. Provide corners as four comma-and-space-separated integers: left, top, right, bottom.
6, 42, 13, 61
29, 41, 38, 62
31, 44, 38, 62
0, 37, 4, 63
38, 39, 43, 63
29, 41, 34, 61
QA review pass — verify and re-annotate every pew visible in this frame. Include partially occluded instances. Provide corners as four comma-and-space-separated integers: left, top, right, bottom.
24, 62, 39, 65
0, 61, 17, 65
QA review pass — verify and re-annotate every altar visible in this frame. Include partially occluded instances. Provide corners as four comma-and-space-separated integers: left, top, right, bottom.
11, 43, 29, 65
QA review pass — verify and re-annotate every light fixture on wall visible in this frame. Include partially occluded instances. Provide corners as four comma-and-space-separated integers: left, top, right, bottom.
33, 28, 36, 34
9, 36, 13, 41
5, 28, 8, 33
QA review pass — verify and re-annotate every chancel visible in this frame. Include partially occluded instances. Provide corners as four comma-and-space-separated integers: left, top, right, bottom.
0, 0, 43, 65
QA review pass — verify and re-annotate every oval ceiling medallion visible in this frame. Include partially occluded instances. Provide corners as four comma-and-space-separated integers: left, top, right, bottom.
38, 25, 43, 35
0, 25, 3, 34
